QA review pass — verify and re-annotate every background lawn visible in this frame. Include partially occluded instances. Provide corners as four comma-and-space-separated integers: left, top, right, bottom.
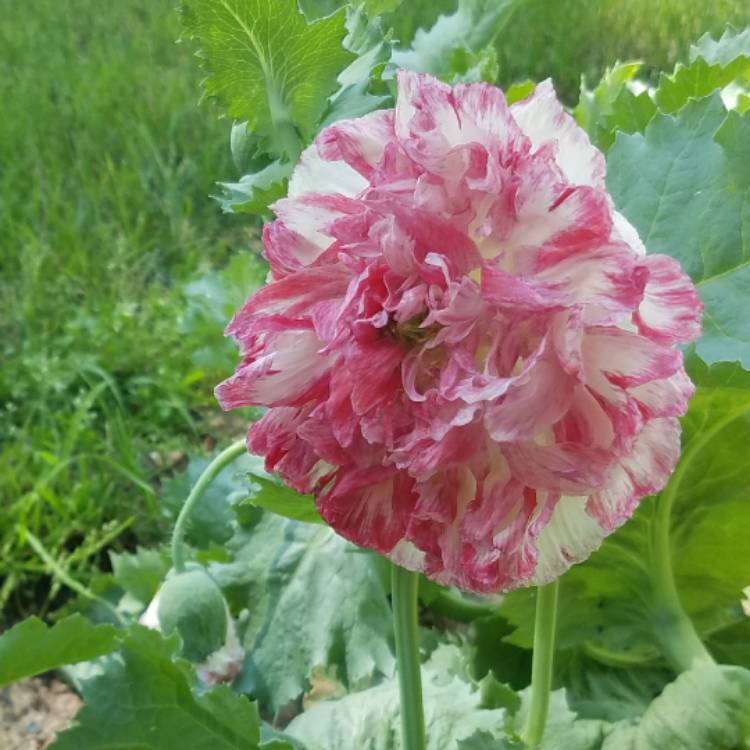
1, 0, 748, 628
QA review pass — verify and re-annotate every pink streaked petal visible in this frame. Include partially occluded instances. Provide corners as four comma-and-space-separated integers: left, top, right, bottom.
504, 441, 614, 495
348, 341, 404, 415
215, 330, 332, 409
480, 265, 566, 310
316, 109, 396, 179
452, 80, 529, 155
511, 79, 606, 189
262, 221, 326, 279
271, 193, 364, 258
370, 215, 418, 277
407, 467, 479, 584
317, 467, 418, 555
394, 70, 459, 158
458, 484, 542, 593
628, 364, 695, 419
532, 243, 647, 317
582, 325, 682, 389
503, 164, 612, 255
587, 417, 681, 531
399, 422, 486, 479
554, 385, 615, 450
634, 254, 703, 345
532, 494, 606, 585
247, 406, 305, 474
551, 307, 584, 378
226, 265, 351, 345
288, 142, 369, 199
364, 192, 482, 274
485, 357, 577, 442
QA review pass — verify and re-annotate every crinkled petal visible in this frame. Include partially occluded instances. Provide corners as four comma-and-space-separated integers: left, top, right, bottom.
288, 142, 369, 199
587, 417, 681, 531
316, 109, 396, 180
511, 79, 606, 188
484, 357, 576, 442
215, 330, 332, 409
317, 467, 417, 554
634, 254, 703, 344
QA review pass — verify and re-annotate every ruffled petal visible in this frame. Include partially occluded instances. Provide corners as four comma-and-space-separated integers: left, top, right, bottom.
484, 356, 576, 442
316, 109, 396, 180
587, 417, 681, 531
532, 494, 606, 585
288, 142, 369, 199
215, 330, 332, 409
634, 254, 703, 344
510, 79, 606, 188
317, 467, 418, 554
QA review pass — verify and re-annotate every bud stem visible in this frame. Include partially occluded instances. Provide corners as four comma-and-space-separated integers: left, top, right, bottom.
171, 439, 247, 573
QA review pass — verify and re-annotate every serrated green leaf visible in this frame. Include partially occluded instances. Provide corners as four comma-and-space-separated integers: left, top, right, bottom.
390, 0, 522, 80
360, 0, 403, 16
181, 0, 354, 156
218, 159, 291, 215
321, 6, 394, 127
110, 546, 170, 605
607, 94, 750, 367
0, 615, 120, 687
575, 63, 656, 151
478, 671, 521, 712
285, 644, 508, 750
655, 25, 750, 114
470, 612, 532, 690
690, 25, 750, 68
501, 360, 750, 663
559, 653, 671, 723
509, 688, 607, 750
209, 513, 394, 713
458, 732, 522, 750
450, 44, 499, 84
601, 665, 750, 750
243, 474, 323, 524
50, 627, 278, 750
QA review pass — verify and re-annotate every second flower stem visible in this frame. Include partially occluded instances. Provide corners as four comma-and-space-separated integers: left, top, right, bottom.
391, 564, 426, 750
522, 579, 559, 749
171, 438, 247, 573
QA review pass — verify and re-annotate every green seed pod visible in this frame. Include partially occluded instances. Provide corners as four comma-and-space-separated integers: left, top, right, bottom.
157, 568, 228, 663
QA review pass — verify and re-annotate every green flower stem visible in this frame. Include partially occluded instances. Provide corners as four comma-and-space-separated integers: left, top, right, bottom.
522, 580, 559, 749
645, 414, 746, 672
391, 564, 426, 750
171, 439, 247, 573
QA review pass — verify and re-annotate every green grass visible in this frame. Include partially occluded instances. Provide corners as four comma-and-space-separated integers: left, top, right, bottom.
0, 0, 262, 625
495, 0, 750, 102
1, 0, 749, 627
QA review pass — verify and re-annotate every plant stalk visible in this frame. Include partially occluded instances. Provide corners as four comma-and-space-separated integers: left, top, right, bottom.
391, 564, 426, 750
171, 439, 247, 573
643, 410, 749, 672
522, 579, 559, 749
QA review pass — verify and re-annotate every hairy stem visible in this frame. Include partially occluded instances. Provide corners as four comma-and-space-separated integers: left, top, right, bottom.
391, 564, 426, 750
522, 580, 559, 748
171, 439, 247, 573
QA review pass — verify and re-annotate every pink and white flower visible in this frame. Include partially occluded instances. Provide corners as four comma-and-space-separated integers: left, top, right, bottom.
216, 71, 702, 593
